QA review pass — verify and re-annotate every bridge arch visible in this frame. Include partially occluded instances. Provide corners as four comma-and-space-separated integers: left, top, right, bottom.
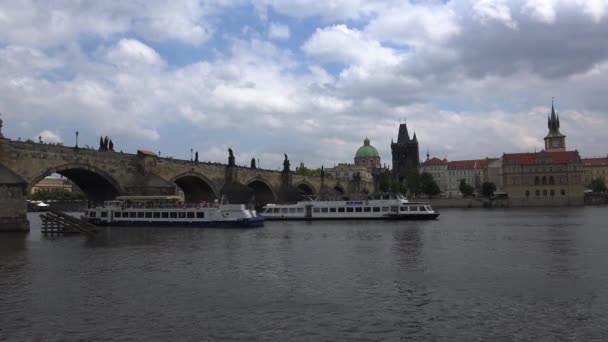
29, 163, 125, 202
246, 177, 277, 208
295, 181, 315, 196
171, 172, 219, 203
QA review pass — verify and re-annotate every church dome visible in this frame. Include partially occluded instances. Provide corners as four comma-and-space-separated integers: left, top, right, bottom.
355, 137, 380, 159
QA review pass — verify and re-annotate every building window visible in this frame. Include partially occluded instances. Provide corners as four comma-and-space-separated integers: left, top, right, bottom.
543, 190, 547, 197
542, 176, 547, 185
561, 189, 566, 196
550, 190, 555, 197
549, 176, 554, 185
536, 190, 540, 197
535, 177, 540, 185
525, 190, 530, 198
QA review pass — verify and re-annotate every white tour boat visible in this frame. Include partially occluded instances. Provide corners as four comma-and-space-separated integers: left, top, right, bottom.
261, 193, 439, 221
83, 196, 264, 228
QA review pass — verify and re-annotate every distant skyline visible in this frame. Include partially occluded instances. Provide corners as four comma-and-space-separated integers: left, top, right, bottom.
1, 1, 608, 169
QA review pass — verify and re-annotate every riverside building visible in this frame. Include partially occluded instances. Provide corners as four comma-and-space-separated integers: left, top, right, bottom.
501, 102, 584, 206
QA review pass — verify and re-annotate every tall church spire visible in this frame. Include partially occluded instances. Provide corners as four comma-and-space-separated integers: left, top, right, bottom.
544, 99, 566, 152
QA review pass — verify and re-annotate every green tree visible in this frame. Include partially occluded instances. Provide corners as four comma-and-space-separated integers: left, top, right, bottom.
481, 182, 497, 197
590, 178, 608, 193
378, 173, 391, 192
296, 162, 322, 177
420, 172, 441, 198
406, 169, 421, 195
458, 179, 475, 197
30, 189, 86, 201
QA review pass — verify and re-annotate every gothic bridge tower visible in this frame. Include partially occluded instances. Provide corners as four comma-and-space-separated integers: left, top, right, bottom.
544, 100, 566, 152
391, 123, 420, 183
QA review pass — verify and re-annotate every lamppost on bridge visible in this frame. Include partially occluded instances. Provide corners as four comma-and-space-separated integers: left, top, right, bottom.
75, 131, 79, 148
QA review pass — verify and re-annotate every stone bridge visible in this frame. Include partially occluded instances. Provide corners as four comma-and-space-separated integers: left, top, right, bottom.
0, 137, 374, 231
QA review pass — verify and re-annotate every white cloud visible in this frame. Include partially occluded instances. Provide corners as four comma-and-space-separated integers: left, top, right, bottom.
104, 39, 164, 67
303, 25, 401, 67
268, 23, 290, 40
39, 130, 62, 143
473, 0, 518, 29
2, 0, 608, 167
365, 2, 460, 47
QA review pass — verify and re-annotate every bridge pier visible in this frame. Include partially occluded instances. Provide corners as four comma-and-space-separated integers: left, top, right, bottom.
0, 165, 30, 232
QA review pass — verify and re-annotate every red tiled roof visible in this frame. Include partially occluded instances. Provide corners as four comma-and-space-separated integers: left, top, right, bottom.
447, 159, 486, 170
421, 157, 448, 167
503, 151, 579, 165
582, 158, 608, 166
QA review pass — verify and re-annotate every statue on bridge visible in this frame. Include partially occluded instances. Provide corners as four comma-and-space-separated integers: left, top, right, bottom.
0, 112, 3, 138
99, 136, 104, 151
109, 139, 114, 152
283, 153, 290, 172
251, 158, 256, 169
195, 151, 199, 163
228, 148, 235, 166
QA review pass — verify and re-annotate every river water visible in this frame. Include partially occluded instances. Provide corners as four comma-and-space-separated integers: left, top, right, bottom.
1, 208, 608, 341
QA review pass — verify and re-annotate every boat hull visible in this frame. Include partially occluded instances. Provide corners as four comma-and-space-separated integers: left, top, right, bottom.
263, 213, 439, 221
85, 217, 265, 228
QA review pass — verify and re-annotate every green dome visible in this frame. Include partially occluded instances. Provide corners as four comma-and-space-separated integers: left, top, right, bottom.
355, 137, 380, 159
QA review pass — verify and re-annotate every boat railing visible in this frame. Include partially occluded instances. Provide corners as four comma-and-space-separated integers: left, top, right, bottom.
104, 201, 222, 210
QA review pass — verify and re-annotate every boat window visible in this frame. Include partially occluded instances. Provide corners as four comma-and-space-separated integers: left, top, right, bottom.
162, 212, 169, 218
321, 208, 328, 213
145, 212, 152, 218
274, 208, 281, 214
338, 207, 345, 213
187, 212, 195, 219
346, 207, 354, 213
179, 212, 186, 218
100, 211, 108, 218
153, 212, 161, 218
89, 212, 96, 218
363, 207, 371, 212
329, 208, 336, 213
170, 212, 178, 218
411, 206, 418, 212
196, 212, 205, 219
382, 207, 389, 212
289, 208, 296, 214
130, 212, 137, 218
355, 207, 362, 213
264, 208, 272, 213
136, 212, 143, 218
425, 206, 432, 211
114, 212, 121, 218
296, 208, 304, 213
313, 208, 320, 213
391, 206, 398, 213
281, 208, 288, 213
372, 207, 380, 212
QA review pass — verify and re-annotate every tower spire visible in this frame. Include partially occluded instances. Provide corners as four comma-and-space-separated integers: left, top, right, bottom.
426, 146, 430, 161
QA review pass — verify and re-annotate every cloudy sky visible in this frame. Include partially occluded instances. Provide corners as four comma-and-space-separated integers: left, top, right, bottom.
1, 0, 608, 169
